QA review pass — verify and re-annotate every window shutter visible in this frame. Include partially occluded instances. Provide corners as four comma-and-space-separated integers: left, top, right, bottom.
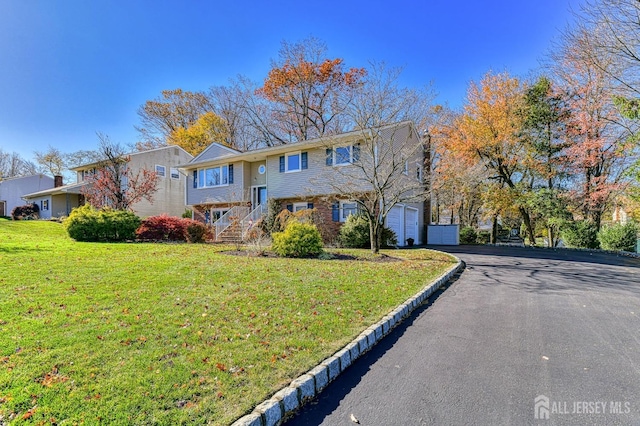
353, 143, 361, 162
332, 203, 340, 222
326, 148, 333, 166
307, 202, 314, 209
279, 156, 285, 173
301, 152, 308, 169
193, 170, 198, 188
286, 204, 293, 212
228, 164, 234, 184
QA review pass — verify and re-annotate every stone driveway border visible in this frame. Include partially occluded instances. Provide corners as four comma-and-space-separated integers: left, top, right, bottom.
231, 253, 463, 426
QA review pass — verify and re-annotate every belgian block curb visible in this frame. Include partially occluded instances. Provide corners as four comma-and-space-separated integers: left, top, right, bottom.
231, 252, 463, 426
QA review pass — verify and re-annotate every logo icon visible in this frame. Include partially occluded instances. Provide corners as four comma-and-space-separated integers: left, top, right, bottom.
535, 395, 550, 419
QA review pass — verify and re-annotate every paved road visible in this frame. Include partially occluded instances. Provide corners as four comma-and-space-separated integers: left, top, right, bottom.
285, 246, 640, 426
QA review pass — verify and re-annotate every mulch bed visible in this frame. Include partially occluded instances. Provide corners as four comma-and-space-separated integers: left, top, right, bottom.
222, 250, 401, 262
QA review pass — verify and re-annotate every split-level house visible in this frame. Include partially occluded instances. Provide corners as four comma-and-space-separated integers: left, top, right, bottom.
0, 174, 55, 217
181, 121, 429, 246
22, 146, 193, 219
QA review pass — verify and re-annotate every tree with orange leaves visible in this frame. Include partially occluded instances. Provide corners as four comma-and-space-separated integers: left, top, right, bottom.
443, 71, 538, 244
255, 37, 366, 144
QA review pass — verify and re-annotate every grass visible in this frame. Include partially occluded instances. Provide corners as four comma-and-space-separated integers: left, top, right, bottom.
0, 218, 456, 425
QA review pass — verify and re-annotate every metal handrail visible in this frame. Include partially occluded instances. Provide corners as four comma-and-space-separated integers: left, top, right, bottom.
240, 204, 266, 238
214, 205, 250, 240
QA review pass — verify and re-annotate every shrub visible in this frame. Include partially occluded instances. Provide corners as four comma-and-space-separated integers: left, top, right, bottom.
11, 203, 40, 220
476, 230, 491, 244
598, 222, 638, 252
181, 209, 193, 219
272, 221, 323, 258
459, 226, 477, 244
183, 219, 209, 243
339, 214, 397, 248
561, 220, 600, 249
64, 204, 140, 242
136, 215, 187, 242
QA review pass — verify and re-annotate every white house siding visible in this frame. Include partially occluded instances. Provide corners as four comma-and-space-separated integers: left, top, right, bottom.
0, 174, 54, 217
265, 148, 369, 199
191, 143, 240, 163
186, 161, 247, 206
51, 193, 81, 218
126, 146, 193, 217
249, 161, 267, 186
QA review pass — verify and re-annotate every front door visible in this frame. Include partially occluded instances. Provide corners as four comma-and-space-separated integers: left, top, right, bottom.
251, 186, 267, 209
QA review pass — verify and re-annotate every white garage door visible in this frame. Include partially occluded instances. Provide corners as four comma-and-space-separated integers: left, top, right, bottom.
405, 207, 418, 244
387, 206, 404, 246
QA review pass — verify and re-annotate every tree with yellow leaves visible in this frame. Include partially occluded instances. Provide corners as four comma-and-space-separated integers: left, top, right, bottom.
169, 112, 230, 156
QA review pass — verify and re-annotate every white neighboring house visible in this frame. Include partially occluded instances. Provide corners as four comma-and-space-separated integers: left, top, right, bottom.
22, 146, 194, 219
0, 174, 55, 217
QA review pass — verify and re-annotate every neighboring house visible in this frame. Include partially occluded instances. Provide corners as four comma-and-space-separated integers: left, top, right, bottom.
181, 121, 429, 246
23, 146, 194, 219
0, 174, 55, 217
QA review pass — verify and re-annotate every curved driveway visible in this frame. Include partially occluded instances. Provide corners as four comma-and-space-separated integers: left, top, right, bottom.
286, 246, 640, 426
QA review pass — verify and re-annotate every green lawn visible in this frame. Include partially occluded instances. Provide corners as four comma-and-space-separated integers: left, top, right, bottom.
0, 219, 456, 425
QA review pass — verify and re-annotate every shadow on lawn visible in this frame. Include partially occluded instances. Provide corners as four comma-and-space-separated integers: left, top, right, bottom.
283, 269, 463, 425
0, 245, 44, 254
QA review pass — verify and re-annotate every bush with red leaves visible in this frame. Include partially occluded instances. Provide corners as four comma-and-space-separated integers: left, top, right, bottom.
136, 215, 188, 242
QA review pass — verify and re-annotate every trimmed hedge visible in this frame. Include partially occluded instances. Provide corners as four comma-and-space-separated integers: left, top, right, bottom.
64, 204, 140, 242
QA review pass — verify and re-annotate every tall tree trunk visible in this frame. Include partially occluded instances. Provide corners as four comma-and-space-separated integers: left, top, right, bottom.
491, 215, 498, 244
519, 207, 536, 245
369, 220, 381, 254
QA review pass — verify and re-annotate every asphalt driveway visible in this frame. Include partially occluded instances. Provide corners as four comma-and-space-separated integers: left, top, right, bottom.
285, 246, 640, 426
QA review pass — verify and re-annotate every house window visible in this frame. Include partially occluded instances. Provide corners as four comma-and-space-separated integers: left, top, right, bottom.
293, 202, 308, 212
156, 165, 166, 177
170, 168, 180, 179
41, 200, 49, 211
326, 144, 360, 166
279, 152, 308, 173
287, 152, 301, 172
340, 200, 358, 222
416, 163, 424, 182
197, 165, 230, 188
403, 160, 409, 175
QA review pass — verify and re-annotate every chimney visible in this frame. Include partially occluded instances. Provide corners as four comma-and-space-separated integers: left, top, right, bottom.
54, 175, 63, 188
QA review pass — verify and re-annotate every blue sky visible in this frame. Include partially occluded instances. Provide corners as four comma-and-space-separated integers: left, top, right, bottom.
0, 0, 583, 164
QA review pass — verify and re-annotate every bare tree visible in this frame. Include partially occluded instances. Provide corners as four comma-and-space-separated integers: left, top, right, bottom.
318, 122, 428, 253
577, 0, 640, 104
347, 62, 435, 132
81, 134, 159, 210
136, 88, 213, 146
34, 145, 66, 177
0, 149, 37, 179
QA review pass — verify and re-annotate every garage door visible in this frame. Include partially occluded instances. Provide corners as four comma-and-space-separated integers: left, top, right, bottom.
405, 207, 418, 244
387, 206, 404, 246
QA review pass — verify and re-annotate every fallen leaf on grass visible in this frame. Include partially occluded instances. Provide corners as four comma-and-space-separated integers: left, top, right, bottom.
22, 407, 36, 420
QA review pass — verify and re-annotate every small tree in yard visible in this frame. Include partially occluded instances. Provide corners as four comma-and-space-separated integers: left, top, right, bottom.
321, 122, 428, 253
81, 134, 159, 210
